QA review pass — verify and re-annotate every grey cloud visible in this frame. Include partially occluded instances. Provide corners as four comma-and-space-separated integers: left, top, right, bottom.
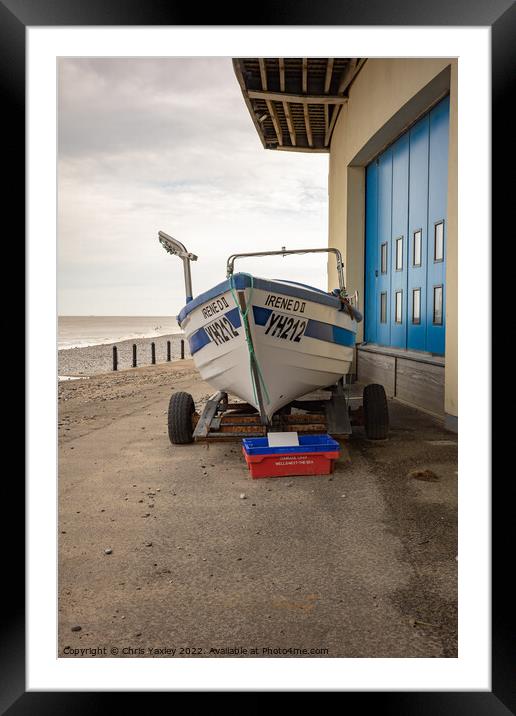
58, 58, 249, 157
58, 58, 329, 316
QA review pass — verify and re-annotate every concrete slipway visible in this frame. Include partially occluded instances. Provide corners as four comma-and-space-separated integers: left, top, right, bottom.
58, 360, 457, 658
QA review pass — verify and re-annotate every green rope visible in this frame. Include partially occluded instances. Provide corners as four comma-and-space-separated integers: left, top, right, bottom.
229, 273, 270, 406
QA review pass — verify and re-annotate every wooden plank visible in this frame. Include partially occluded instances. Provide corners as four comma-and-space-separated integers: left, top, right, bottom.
220, 413, 327, 427
192, 391, 224, 438
258, 57, 268, 90
276, 146, 329, 153
324, 58, 334, 93
266, 99, 283, 146
324, 103, 345, 146
356, 349, 396, 397
337, 58, 357, 93
301, 59, 311, 147
283, 101, 296, 146
231, 59, 267, 149
278, 56, 296, 145
358, 343, 444, 367
279, 57, 285, 91
337, 57, 367, 94
324, 58, 334, 134
395, 358, 444, 416
303, 103, 313, 147
257, 58, 282, 146
247, 90, 348, 105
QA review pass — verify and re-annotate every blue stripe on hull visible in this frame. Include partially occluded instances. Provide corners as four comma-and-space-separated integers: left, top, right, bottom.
252, 305, 272, 326
252, 306, 355, 348
177, 272, 359, 325
188, 306, 242, 355
188, 327, 211, 354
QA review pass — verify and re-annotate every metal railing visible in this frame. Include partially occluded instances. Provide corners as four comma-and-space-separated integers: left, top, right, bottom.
226, 246, 346, 293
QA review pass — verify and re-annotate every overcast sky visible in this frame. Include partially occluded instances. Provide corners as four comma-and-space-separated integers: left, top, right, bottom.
58, 58, 329, 316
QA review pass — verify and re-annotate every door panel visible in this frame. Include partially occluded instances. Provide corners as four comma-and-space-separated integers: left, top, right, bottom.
390, 133, 409, 348
426, 97, 449, 355
376, 149, 392, 347
407, 114, 429, 351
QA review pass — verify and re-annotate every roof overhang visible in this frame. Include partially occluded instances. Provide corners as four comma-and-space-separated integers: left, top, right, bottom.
233, 58, 366, 152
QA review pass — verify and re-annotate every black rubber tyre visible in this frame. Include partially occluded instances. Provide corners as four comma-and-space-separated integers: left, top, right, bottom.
167, 391, 195, 444
363, 383, 389, 440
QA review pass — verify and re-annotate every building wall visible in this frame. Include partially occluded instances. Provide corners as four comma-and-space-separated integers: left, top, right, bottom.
327, 58, 458, 427
444, 62, 458, 427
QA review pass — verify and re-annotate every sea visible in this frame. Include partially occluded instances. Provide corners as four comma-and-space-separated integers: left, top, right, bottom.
58, 316, 182, 350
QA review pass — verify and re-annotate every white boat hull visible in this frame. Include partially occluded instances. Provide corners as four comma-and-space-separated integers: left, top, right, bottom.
178, 275, 359, 421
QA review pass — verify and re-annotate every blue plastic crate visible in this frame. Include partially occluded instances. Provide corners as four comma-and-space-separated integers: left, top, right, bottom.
242, 434, 340, 456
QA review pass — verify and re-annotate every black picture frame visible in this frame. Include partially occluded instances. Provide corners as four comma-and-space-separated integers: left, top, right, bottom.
6, 0, 513, 710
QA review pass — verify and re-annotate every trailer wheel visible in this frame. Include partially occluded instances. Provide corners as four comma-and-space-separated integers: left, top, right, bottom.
168, 391, 195, 444
363, 383, 389, 440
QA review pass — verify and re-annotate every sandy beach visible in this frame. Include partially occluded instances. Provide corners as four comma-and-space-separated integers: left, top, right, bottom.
58, 360, 457, 658
58, 333, 189, 378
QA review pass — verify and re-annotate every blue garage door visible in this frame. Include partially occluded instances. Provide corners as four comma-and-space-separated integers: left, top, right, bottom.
364, 96, 449, 355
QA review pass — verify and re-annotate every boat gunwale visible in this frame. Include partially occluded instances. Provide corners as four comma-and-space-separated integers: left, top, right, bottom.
177, 273, 362, 325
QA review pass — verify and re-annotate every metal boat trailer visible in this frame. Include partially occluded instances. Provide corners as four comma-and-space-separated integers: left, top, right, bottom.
167, 380, 389, 444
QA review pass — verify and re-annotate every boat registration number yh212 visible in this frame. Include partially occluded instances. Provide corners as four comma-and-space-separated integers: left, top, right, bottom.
264, 311, 307, 342
205, 315, 239, 346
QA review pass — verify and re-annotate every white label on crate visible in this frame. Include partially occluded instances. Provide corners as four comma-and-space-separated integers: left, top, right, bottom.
267, 431, 299, 448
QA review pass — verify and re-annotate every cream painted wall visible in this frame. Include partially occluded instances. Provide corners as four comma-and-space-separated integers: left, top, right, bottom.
444, 62, 458, 419
328, 58, 458, 420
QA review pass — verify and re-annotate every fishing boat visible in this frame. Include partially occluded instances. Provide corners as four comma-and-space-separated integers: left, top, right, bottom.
158, 231, 365, 431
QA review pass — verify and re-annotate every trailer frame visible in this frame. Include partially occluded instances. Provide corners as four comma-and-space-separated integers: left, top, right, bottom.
190, 380, 365, 442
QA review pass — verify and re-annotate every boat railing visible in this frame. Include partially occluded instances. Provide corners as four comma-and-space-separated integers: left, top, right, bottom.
226, 247, 346, 293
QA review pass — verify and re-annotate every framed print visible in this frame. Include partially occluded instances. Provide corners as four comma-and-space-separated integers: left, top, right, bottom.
5, 0, 514, 709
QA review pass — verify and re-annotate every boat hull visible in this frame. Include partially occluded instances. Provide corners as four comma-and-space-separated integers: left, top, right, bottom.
178, 274, 358, 421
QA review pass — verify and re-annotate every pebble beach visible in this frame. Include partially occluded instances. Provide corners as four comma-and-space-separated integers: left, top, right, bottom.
58, 333, 189, 378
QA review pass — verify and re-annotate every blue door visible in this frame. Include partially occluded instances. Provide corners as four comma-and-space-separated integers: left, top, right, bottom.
407, 113, 429, 351
364, 96, 449, 355
425, 97, 449, 354
376, 148, 393, 347
390, 132, 409, 349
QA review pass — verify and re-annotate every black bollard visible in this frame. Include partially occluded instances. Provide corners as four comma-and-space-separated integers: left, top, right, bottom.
132, 344, 137, 368
167, 340, 171, 362
151, 342, 156, 365
181, 339, 185, 360
112, 345, 118, 371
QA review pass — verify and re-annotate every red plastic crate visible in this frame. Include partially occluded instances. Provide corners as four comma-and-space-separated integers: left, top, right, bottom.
242, 447, 340, 479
